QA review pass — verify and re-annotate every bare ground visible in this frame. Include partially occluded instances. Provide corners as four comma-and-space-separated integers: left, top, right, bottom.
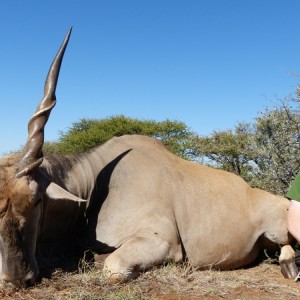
1, 254, 300, 300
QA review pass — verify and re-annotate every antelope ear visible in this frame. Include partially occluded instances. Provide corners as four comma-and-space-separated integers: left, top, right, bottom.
45, 182, 86, 202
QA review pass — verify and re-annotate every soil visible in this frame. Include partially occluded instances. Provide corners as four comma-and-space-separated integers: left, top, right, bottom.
0, 255, 300, 299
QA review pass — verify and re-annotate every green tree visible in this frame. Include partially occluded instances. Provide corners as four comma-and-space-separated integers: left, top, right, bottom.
253, 98, 300, 194
196, 122, 260, 184
44, 115, 199, 160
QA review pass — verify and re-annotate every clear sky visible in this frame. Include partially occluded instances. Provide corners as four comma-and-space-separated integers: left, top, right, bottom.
1, 0, 300, 155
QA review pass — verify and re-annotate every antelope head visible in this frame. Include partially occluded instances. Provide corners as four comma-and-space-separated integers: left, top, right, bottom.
0, 28, 83, 287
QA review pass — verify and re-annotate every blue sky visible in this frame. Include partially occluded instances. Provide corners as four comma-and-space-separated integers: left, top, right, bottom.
1, 1, 300, 155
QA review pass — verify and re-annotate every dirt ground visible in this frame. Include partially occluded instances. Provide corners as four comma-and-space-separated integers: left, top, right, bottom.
1, 254, 300, 300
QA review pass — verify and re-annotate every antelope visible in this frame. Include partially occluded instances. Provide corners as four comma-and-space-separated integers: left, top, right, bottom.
0, 29, 297, 287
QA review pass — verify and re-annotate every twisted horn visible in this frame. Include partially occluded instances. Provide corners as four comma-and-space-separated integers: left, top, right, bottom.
16, 28, 72, 178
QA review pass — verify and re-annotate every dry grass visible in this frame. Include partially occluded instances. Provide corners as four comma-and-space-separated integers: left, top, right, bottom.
1, 255, 300, 300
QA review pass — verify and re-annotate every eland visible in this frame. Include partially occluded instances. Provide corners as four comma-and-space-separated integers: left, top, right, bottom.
0, 29, 298, 287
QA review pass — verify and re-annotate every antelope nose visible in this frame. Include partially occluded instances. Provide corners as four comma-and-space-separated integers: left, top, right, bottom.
1, 272, 36, 287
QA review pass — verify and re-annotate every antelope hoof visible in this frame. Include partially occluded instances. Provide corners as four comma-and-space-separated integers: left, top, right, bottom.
280, 259, 299, 279
279, 245, 299, 279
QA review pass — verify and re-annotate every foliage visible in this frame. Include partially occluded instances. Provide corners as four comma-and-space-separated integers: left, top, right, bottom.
196, 122, 260, 183
196, 94, 300, 195
44, 115, 199, 160
254, 99, 300, 194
